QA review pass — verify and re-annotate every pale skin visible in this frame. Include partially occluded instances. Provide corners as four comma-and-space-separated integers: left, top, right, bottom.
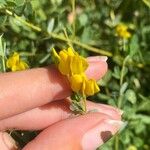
0, 56, 122, 150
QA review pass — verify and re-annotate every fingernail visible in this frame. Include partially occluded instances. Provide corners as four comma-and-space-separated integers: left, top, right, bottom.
2, 132, 18, 150
99, 56, 108, 62
81, 119, 124, 150
87, 56, 108, 62
105, 120, 124, 128
87, 104, 122, 120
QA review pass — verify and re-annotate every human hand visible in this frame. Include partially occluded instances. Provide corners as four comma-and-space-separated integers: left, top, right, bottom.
0, 56, 123, 150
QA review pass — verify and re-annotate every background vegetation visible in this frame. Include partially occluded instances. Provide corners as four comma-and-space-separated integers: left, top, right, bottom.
0, 0, 150, 149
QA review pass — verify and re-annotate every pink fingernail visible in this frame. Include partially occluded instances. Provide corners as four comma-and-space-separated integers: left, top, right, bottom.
81, 119, 124, 150
87, 56, 108, 62
99, 56, 108, 62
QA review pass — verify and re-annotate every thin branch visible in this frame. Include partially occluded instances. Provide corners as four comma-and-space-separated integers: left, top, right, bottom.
3, 8, 112, 56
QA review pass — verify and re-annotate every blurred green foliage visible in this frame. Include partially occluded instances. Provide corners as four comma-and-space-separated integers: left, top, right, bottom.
0, 0, 150, 149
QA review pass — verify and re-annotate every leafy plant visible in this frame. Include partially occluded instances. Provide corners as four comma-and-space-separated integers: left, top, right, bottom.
0, 0, 150, 149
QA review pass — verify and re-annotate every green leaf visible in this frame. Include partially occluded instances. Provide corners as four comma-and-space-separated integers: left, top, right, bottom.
0, 0, 6, 6
97, 93, 111, 101
125, 89, 137, 104
99, 70, 112, 86
137, 96, 150, 112
47, 18, 55, 33
9, 18, 21, 33
133, 137, 144, 147
51, 0, 62, 5
15, 0, 25, 6
112, 66, 121, 79
120, 130, 132, 144
142, 0, 150, 8
129, 35, 139, 56
6, 0, 16, 7
136, 114, 150, 124
79, 13, 88, 26
81, 27, 91, 43
0, 15, 7, 27
120, 82, 128, 95
24, 2, 33, 16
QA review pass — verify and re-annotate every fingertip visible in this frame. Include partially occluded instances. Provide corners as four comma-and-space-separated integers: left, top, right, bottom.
81, 119, 124, 150
86, 61, 108, 80
87, 102, 122, 120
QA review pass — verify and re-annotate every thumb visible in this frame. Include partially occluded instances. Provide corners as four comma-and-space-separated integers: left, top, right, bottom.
23, 112, 123, 150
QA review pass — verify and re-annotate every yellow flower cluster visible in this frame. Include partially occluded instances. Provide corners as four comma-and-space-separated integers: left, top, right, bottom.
6, 52, 29, 72
116, 24, 131, 39
53, 47, 100, 96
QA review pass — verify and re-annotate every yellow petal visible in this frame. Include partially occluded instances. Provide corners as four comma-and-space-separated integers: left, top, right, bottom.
52, 48, 60, 60
67, 47, 75, 56
58, 50, 71, 75
6, 52, 29, 71
11, 65, 18, 72
12, 52, 20, 64
84, 79, 94, 96
70, 55, 80, 74
116, 24, 127, 33
70, 74, 84, 92
6, 52, 20, 69
93, 80, 100, 93
58, 58, 70, 75
123, 31, 131, 39
85, 79, 100, 96
70, 55, 88, 75
116, 24, 131, 39
6, 59, 13, 68
80, 56, 89, 72
81, 77, 86, 96
59, 50, 68, 62
19, 61, 29, 70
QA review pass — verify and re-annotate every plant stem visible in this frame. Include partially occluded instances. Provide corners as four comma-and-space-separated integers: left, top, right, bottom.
115, 136, 119, 150
115, 44, 130, 150
120, 55, 130, 86
83, 97, 87, 113
0, 35, 6, 72
72, 0, 76, 39
2, 47, 6, 72
5, 9, 42, 32
63, 28, 73, 49
118, 95, 124, 109
3, 8, 112, 57
2, 43, 6, 72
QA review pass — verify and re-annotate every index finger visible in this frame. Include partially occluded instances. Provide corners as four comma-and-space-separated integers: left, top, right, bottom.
0, 57, 107, 120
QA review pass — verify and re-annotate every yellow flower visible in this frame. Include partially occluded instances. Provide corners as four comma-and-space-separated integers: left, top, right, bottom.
70, 74, 100, 96
127, 145, 137, 150
6, 52, 29, 72
116, 24, 131, 39
52, 47, 88, 75
52, 47, 100, 113
84, 79, 100, 96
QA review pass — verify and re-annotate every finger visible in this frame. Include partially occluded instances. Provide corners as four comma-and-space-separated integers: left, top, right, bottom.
0, 100, 122, 131
0, 132, 17, 150
22, 113, 123, 150
85, 56, 108, 79
0, 57, 108, 120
